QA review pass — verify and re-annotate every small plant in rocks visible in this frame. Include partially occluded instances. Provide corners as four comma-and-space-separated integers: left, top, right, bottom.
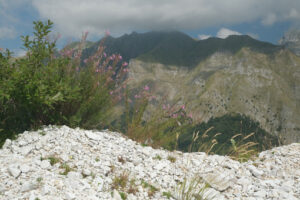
118, 156, 126, 164
47, 156, 61, 166
174, 177, 214, 200
141, 179, 159, 197
112, 172, 129, 190
167, 155, 176, 163
59, 163, 72, 175
128, 179, 138, 194
162, 191, 172, 199
119, 191, 127, 200
153, 154, 162, 160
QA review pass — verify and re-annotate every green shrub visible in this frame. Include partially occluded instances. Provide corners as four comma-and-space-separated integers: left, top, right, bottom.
0, 20, 128, 147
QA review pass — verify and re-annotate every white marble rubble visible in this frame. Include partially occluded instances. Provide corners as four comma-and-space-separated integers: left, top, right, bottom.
0, 125, 299, 200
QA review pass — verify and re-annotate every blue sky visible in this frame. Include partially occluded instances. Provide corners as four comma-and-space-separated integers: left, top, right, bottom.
1, 0, 300, 57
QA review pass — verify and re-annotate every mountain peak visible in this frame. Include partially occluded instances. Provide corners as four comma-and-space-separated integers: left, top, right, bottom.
82, 31, 282, 67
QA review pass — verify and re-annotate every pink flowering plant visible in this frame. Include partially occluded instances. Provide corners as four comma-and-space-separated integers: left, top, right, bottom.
0, 20, 129, 145
121, 85, 194, 150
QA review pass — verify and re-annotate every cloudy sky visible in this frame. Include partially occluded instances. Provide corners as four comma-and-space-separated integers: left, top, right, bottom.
1, 0, 300, 56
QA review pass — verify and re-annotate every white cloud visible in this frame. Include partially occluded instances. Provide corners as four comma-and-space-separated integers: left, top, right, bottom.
261, 13, 277, 26
217, 28, 241, 39
25, 0, 300, 38
0, 27, 17, 39
198, 34, 211, 40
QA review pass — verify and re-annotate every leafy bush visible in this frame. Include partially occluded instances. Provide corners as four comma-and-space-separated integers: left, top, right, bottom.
0, 20, 128, 146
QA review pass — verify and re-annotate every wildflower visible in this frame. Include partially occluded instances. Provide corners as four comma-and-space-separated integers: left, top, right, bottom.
188, 113, 193, 118
134, 94, 141, 99
84, 59, 88, 64
109, 56, 113, 60
122, 62, 128, 66
108, 65, 113, 70
172, 113, 178, 118
123, 68, 129, 73
118, 55, 122, 60
181, 105, 185, 110
103, 52, 107, 57
162, 104, 166, 110
144, 85, 149, 91
110, 91, 114, 95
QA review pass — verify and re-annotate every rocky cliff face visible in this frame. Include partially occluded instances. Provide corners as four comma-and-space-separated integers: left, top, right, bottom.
128, 48, 300, 144
279, 29, 300, 56
0, 126, 299, 199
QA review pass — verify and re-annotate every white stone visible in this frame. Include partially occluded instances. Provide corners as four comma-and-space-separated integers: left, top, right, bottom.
202, 171, 233, 191
40, 160, 51, 169
113, 189, 122, 200
20, 146, 33, 156
20, 181, 37, 192
82, 169, 91, 176
85, 131, 102, 141
65, 192, 76, 200
0, 126, 299, 199
247, 165, 264, 177
20, 164, 31, 173
8, 165, 21, 178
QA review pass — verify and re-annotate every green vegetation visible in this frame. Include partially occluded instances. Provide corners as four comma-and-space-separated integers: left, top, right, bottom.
178, 113, 279, 157
174, 177, 213, 200
167, 155, 176, 163
59, 163, 72, 175
0, 20, 127, 147
0, 20, 279, 162
112, 172, 129, 190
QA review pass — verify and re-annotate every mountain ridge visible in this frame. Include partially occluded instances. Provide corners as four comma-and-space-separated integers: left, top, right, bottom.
82, 31, 282, 67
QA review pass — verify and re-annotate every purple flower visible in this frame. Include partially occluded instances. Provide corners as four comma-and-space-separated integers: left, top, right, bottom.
181, 105, 185, 110
123, 68, 129, 73
144, 85, 149, 91
108, 66, 113, 70
103, 52, 107, 57
118, 55, 122, 60
122, 62, 128, 66
110, 91, 113, 95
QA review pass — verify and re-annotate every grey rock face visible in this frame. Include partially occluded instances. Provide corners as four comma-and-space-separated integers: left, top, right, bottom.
128, 50, 300, 144
279, 29, 300, 56
0, 125, 299, 199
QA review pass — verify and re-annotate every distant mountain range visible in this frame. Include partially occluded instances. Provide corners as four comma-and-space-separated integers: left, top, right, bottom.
74, 31, 300, 144
82, 31, 283, 67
